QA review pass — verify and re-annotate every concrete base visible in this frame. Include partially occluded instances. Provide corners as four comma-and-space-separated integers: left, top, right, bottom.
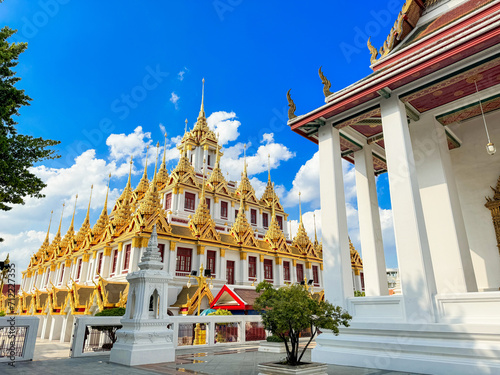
258, 362, 328, 375
258, 341, 287, 353
312, 323, 500, 375
110, 319, 174, 366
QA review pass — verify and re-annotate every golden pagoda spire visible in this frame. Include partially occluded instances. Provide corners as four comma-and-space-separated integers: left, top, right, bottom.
299, 191, 302, 223
112, 158, 134, 227
41, 210, 54, 249
185, 118, 188, 134
135, 145, 150, 195
193, 79, 210, 134
139, 143, 161, 216
157, 135, 169, 187
75, 185, 93, 244
61, 195, 78, 249
171, 140, 195, 179
207, 134, 226, 187
264, 193, 286, 248
260, 154, 279, 207
243, 144, 247, 177
199, 78, 205, 118
267, 153, 271, 182
313, 212, 318, 244
292, 191, 311, 250
55, 203, 65, 240
189, 159, 211, 229
92, 174, 111, 237
236, 144, 255, 197
230, 190, 252, 243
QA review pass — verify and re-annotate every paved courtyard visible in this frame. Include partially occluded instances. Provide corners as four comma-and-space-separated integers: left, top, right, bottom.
1, 339, 424, 375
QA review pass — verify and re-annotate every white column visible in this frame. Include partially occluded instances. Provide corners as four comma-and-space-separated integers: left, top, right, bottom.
169, 245, 177, 275
409, 116, 477, 293
354, 145, 389, 296
240, 255, 248, 284
276, 261, 284, 286
318, 125, 353, 308
380, 95, 437, 322
220, 256, 227, 283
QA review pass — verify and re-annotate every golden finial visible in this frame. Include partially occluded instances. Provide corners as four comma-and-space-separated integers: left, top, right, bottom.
313, 212, 318, 244
44, 210, 54, 243
299, 191, 302, 223
200, 78, 205, 116
85, 185, 93, 221
267, 153, 271, 182
143, 144, 150, 179
243, 144, 247, 176
367, 37, 379, 64
318, 66, 333, 98
69, 194, 78, 231
185, 118, 188, 133
271, 185, 276, 219
162, 133, 167, 167
287, 89, 297, 120
154, 141, 160, 177
104, 173, 111, 210
126, 156, 133, 187
56, 203, 65, 237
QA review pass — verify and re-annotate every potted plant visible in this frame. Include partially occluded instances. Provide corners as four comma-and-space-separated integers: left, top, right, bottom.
254, 281, 351, 375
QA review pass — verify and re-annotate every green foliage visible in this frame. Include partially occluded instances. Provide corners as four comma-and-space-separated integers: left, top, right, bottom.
266, 334, 287, 343
0, 310, 6, 316
95, 307, 126, 316
208, 309, 232, 316
255, 281, 351, 366
0, 26, 60, 224
354, 290, 365, 297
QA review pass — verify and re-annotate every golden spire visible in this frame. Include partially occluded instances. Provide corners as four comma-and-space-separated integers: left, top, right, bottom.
157, 134, 169, 187
55, 203, 65, 240
292, 191, 311, 250
193, 78, 209, 133
236, 144, 255, 197
112, 158, 134, 227
230, 191, 251, 242
260, 154, 279, 207
189, 158, 211, 230
139, 144, 161, 216
267, 153, 271, 182
40, 210, 54, 251
135, 145, 150, 195
200, 78, 205, 118
264, 193, 285, 248
313, 212, 318, 244
171, 141, 195, 179
92, 174, 111, 237
75, 185, 93, 244
61, 195, 78, 249
207, 133, 226, 187
185, 118, 188, 133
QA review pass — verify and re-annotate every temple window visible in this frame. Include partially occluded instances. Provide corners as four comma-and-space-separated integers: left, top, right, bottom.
221, 201, 228, 219
251, 209, 257, 225
184, 192, 196, 212
122, 244, 132, 273
158, 244, 165, 263
226, 260, 235, 284
165, 192, 172, 210
76, 259, 82, 280
59, 265, 65, 284
283, 261, 291, 282
277, 215, 283, 230
207, 154, 211, 166
296, 263, 304, 282
176, 247, 192, 276
96, 252, 103, 277
312, 265, 319, 286
205, 197, 211, 212
206, 250, 216, 277
248, 256, 257, 279
264, 259, 273, 281
263, 213, 269, 228
111, 250, 118, 275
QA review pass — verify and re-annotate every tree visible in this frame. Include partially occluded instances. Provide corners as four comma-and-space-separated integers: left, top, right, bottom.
0, 26, 60, 221
254, 281, 352, 366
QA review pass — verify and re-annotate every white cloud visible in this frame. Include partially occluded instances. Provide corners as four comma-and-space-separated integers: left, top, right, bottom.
106, 126, 152, 163
177, 67, 188, 81
207, 111, 240, 146
159, 123, 166, 135
261, 133, 274, 144
170, 92, 180, 109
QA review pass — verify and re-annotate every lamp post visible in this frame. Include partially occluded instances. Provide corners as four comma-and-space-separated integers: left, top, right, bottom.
187, 264, 214, 344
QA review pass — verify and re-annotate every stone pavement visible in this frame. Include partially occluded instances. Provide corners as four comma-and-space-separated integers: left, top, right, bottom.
1, 339, 424, 375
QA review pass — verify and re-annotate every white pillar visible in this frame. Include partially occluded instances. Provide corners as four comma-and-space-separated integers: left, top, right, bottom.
409, 116, 477, 293
169, 244, 177, 275
318, 125, 353, 308
240, 255, 248, 284
276, 261, 284, 286
380, 95, 437, 322
354, 145, 389, 296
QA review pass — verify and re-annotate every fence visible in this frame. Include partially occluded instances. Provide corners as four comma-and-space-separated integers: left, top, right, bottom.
0, 316, 39, 363
71, 314, 268, 357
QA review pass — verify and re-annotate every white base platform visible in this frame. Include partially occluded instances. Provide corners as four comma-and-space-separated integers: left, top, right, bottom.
312, 322, 500, 375
110, 319, 174, 366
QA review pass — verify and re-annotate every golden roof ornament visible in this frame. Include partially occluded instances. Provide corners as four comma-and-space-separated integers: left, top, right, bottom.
287, 89, 297, 120
112, 157, 133, 228
318, 66, 333, 98
171, 141, 196, 179
61, 195, 78, 249
50, 203, 65, 253
367, 37, 379, 65
260, 153, 280, 207
193, 78, 210, 134
92, 174, 111, 237
264, 194, 283, 245
230, 192, 252, 243
190, 159, 211, 228
207, 133, 226, 188
38, 210, 53, 256
235, 144, 255, 197
292, 192, 312, 250
75, 185, 93, 244
135, 145, 150, 196
139, 142, 162, 216
156, 132, 169, 187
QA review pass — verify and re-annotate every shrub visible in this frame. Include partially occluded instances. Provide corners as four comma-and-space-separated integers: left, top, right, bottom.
266, 335, 287, 343
0, 311, 5, 317
95, 307, 126, 316
208, 309, 232, 316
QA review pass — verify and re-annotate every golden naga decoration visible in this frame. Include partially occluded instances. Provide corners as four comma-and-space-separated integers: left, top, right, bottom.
485, 175, 500, 253
287, 89, 297, 120
318, 66, 333, 98
367, 37, 379, 65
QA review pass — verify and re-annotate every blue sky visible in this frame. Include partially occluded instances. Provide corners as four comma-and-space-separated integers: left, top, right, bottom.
0, 0, 404, 276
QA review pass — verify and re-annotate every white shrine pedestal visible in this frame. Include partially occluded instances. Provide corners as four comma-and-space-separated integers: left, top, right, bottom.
110, 225, 175, 366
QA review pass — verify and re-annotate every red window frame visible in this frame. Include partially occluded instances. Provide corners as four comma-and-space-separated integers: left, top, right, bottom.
262, 213, 268, 228
206, 250, 216, 276
165, 192, 172, 210
235, 209, 239, 218
250, 209, 257, 225
176, 247, 192, 273
205, 197, 211, 211
283, 261, 290, 282
97, 252, 103, 276
184, 192, 196, 211
76, 259, 82, 280
122, 244, 132, 273
221, 201, 228, 219
207, 154, 211, 166
226, 260, 235, 284
264, 259, 273, 281
158, 244, 165, 263
111, 250, 118, 274
277, 216, 283, 230
248, 256, 257, 279
312, 265, 319, 286
296, 263, 304, 283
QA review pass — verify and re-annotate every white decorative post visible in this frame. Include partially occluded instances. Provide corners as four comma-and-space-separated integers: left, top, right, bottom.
354, 145, 389, 296
110, 225, 174, 366
318, 125, 353, 308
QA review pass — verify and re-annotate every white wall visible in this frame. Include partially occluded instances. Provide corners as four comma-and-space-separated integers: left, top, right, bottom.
449, 111, 500, 290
